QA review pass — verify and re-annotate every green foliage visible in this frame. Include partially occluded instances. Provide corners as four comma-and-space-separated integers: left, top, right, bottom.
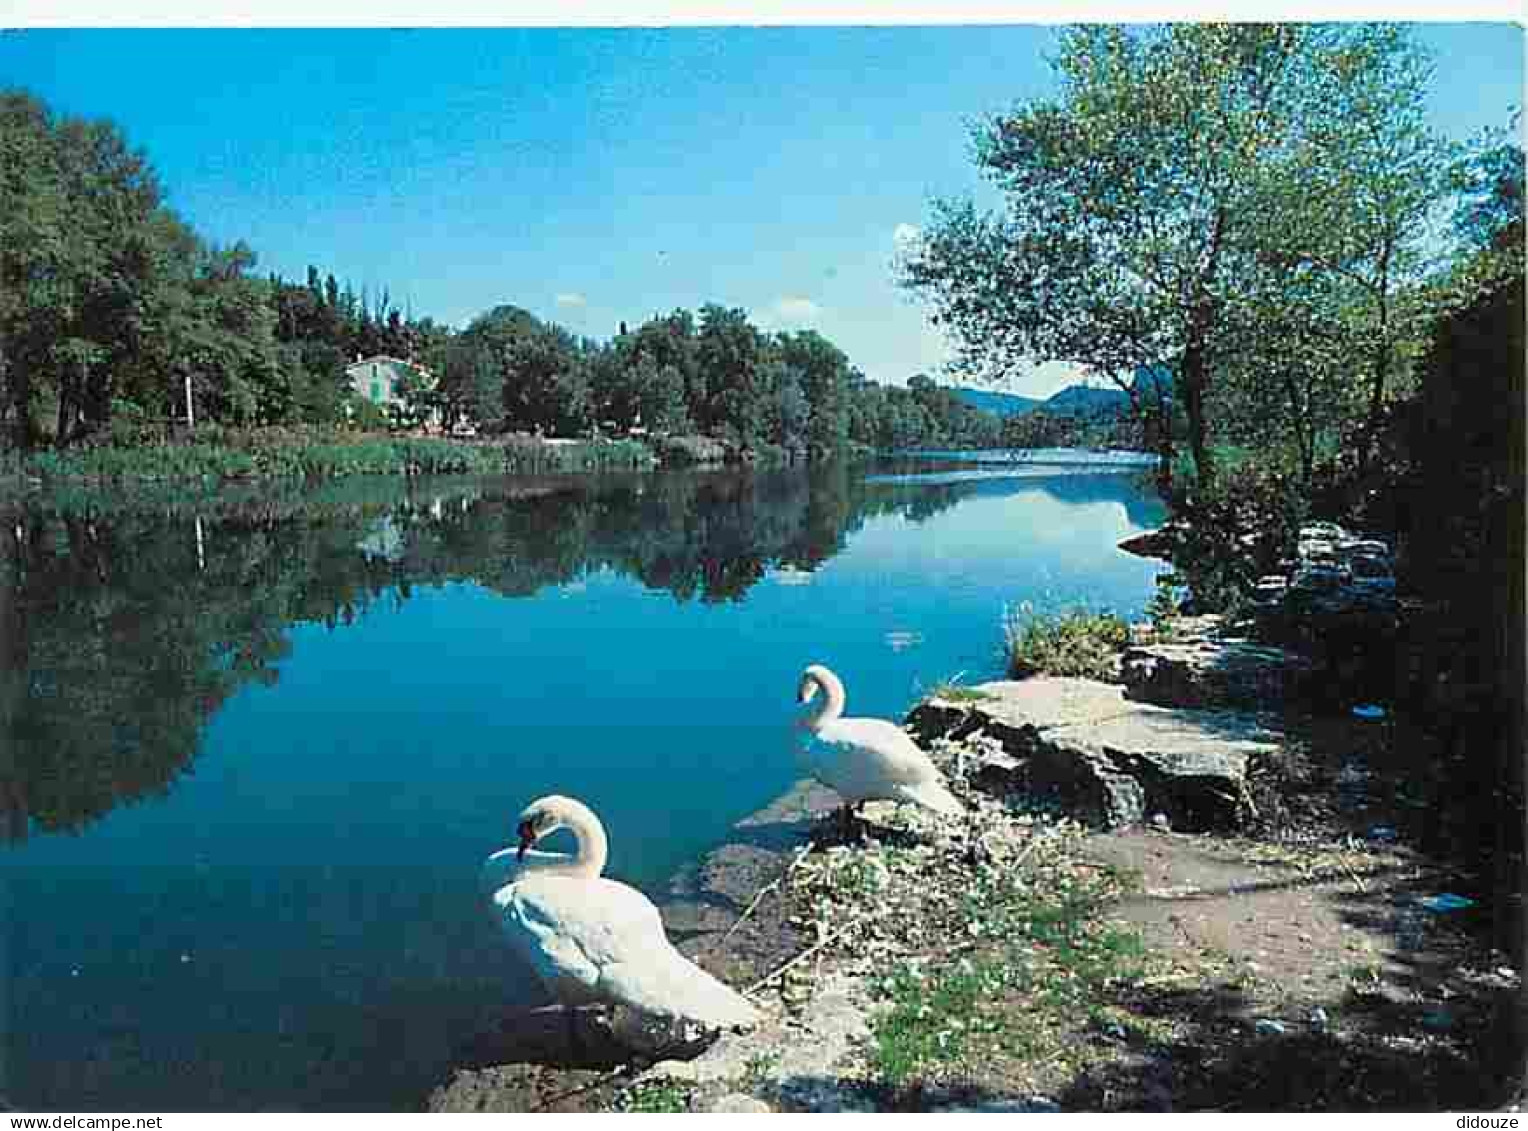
1005, 607, 1130, 680
498, 436, 655, 474
870, 960, 1013, 1085
1, 90, 1053, 467
1160, 460, 1308, 613
345, 394, 389, 433
1145, 575, 1182, 632
739, 1049, 782, 1092
22, 430, 615, 481
615, 1079, 690, 1113
106, 397, 157, 447
902, 23, 1458, 491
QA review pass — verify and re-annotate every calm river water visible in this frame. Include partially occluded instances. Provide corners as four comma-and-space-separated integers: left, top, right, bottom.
1, 456, 1165, 1111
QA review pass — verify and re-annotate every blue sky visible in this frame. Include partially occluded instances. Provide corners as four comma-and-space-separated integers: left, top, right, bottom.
1, 24, 1521, 396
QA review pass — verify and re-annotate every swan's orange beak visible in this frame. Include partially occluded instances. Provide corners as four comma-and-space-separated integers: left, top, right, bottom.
516, 820, 536, 861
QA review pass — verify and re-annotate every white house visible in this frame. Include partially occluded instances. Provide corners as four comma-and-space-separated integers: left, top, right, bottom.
346, 355, 427, 408
344, 355, 440, 428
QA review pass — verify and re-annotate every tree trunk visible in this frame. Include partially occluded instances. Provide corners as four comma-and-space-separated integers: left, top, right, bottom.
1357, 242, 1395, 482
1151, 385, 1175, 494
1358, 306, 1391, 482
1286, 371, 1314, 490
55, 376, 74, 447
4, 337, 30, 451
1181, 336, 1214, 487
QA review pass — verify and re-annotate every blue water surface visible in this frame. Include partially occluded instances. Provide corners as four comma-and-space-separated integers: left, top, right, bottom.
2, 458, 1165, 1110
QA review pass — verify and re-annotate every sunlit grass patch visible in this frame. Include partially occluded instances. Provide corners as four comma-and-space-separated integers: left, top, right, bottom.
929, 682, 993, 703
861, 839, 1154, 1092
614, 1078, 691, 1113
1004, 606, 1129, 681
869, 959, 1016, 1085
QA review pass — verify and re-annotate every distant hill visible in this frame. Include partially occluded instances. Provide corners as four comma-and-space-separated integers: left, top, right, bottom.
955, 370, 1174, 420
1042, 384, 1130, 415
1132, 365, 1174, 398
951, 387, 1044, 417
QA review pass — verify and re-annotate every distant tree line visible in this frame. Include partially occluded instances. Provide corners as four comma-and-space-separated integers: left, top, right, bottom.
4, 87, 1113, 461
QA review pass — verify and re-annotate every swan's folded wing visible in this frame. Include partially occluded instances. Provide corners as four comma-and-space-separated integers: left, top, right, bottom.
502, 882, 603, 994
818, 717, 945, 786
506, 878, 756, 1028
600, 950, 760, 1029
503, 875, 667, 963
482, 846, 585, 907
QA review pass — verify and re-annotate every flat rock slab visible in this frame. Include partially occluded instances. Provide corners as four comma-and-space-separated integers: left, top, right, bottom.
911, 677, 1284, 831
1121, 637, 1318, 709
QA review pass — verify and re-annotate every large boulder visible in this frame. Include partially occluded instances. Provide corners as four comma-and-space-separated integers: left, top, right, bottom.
1117, 523, 1181, 561
1252, 523, 1402, 705
909, 678, 1281, 831
1121, 636, 1318, 709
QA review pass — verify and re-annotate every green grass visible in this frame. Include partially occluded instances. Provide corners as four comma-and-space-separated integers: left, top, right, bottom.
500, 436, 656, 474
929, 681, 993, 703
616, 1078, 691, 1113
1004, 607, 1130, 681
22, 430, 656, 483
870, 960, 1016, 1086
739, 1049, 782, 1092
864, 857, 1150, 1090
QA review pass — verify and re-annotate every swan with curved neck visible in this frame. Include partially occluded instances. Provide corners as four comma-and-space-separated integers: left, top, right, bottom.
798, 663, 847, 731
514, 794, 608, 879
797, 662, 964, 832
484, 794, 759, 1036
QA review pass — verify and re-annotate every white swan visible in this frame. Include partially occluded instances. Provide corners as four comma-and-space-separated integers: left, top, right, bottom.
796, 663, 965, 831
483, 795, 759, 1038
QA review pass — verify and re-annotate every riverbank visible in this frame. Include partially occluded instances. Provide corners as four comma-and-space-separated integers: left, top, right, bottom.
7, 429, 660, 485
429, 666, 1524, 1112
4, 435, 1138, 489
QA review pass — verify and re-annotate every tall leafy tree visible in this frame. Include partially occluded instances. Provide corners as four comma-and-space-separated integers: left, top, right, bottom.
901, 23, 1451, 487
696, 303, 766, 446
778, 330, 850, 456
1260, 25, 1456, 478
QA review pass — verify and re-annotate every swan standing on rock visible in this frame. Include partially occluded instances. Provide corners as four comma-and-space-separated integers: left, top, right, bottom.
483, 795, 759, 1042
796, 663, 965, 833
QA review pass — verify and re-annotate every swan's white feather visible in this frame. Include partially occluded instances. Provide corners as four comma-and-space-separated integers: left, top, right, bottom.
496, 874, 758, 1027
485, 805, 759, 1031
800, 667, 965, 818
480, 845, 576, 901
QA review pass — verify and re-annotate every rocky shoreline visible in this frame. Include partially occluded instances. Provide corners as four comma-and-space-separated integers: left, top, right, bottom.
426, 520, 1524, 1112
429, 765, 1111, 1113
425, 662, 1318, 1113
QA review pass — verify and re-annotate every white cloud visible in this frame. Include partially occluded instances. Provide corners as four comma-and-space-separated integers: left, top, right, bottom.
776, 295, 820, 319
763, 295, 822, 328
554, 292, 587, 308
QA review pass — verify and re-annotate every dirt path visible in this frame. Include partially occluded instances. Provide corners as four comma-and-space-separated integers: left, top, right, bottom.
1075, 825, 1521, 1109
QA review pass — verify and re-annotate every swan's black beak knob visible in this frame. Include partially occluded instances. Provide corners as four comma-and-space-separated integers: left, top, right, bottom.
516, 820, 536, 861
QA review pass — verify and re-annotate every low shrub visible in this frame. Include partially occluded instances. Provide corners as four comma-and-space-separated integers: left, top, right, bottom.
1160, 460, 1308, 615
1004, 607, 1130, 681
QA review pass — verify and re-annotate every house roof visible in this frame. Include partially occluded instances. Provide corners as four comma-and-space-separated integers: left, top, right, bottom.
345, 355, 432, 376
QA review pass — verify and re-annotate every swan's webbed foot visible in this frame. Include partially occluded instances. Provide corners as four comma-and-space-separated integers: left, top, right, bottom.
563, 1005, 588, 1063
837, 803, 864, 842
835, 802, 871, 843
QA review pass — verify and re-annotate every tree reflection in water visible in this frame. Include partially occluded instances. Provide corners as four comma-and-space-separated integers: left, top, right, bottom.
0, 463, 990, 843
